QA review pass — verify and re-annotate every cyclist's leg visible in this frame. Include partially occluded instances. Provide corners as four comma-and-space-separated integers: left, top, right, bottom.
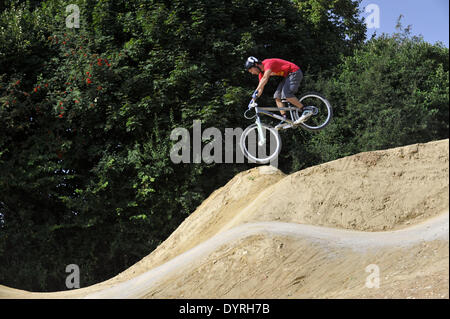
284, 70, 314, 124
275, 98, 285, 115
274, 79, 287, 116
283, 70, 304, 109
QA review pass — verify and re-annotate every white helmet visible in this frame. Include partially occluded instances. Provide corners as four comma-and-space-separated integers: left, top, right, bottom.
244, 56, 260, 70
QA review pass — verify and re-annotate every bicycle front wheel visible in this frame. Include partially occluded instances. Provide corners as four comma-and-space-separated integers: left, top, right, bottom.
290, 92, 333, 131
240, 123, 281, 164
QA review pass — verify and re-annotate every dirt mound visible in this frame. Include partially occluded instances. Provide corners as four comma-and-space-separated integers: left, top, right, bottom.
111, 139, 448, 283
84, 213, 448, 299
0, 139, 448, 298
222, 140, 448, 232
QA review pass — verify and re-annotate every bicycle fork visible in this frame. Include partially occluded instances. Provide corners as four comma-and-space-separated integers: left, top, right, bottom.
255, 111, 266, 146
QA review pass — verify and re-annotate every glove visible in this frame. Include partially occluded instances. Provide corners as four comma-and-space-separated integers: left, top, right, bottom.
252, 90, 259, 99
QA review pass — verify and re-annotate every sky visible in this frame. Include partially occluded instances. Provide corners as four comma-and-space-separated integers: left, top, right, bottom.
359, 0, 449, 47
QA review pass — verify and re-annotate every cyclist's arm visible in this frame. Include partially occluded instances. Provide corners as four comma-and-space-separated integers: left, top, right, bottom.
255, 69, 271, 97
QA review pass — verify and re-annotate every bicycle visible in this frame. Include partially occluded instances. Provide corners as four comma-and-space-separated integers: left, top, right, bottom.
239, 92, 333, 164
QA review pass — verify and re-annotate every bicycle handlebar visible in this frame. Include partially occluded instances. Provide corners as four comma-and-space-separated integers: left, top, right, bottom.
248, 99, 257, 109
248, 90, 259, 109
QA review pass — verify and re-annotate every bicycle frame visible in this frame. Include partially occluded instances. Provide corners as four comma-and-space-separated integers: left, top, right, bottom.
256, 106, 295, 123
253, 103, 301, 125
241, 92, 332, 163
248, 103, 299, 146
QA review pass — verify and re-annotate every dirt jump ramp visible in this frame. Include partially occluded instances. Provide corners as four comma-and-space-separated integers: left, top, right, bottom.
0, 139, 448, 298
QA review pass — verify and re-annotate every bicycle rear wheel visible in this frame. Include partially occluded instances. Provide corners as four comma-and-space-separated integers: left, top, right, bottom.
290, 92, 333, 131
240, 123, 281, 164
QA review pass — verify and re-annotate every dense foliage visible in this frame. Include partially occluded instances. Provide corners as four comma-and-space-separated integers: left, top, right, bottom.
280, 25, 449, 170
0, 0, 447, 291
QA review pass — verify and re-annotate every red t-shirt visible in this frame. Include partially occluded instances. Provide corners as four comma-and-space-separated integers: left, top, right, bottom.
259, 58, 300, 80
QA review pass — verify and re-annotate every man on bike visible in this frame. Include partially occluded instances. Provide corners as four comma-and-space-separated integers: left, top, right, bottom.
245, 56, 313, 128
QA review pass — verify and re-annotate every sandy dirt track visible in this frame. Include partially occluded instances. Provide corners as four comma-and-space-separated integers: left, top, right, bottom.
83, 213, 448, 298
0, 139, 448, 298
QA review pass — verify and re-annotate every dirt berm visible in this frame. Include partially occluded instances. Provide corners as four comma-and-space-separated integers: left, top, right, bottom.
1, 139, 448, 298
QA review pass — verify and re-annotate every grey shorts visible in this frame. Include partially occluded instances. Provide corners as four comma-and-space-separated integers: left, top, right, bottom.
273, 69, 303, 99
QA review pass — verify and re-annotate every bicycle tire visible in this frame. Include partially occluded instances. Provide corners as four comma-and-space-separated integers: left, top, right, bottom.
290, 91, 333, 131
239, 123, 282, 164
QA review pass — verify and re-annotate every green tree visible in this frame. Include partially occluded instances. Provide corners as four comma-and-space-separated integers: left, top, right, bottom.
298, 25, 449, 165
